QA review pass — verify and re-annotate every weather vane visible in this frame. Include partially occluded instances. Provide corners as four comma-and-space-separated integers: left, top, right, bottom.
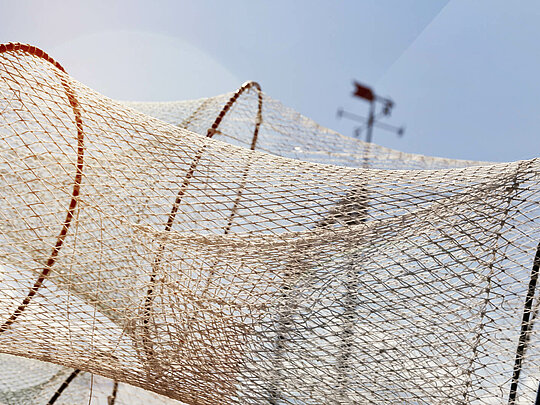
337, 81, 405, 143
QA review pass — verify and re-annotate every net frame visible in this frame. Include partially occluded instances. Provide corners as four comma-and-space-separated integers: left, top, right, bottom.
0, 42, 539, 404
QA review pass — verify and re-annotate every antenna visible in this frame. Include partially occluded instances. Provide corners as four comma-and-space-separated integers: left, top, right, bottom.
337, 81, 405, 143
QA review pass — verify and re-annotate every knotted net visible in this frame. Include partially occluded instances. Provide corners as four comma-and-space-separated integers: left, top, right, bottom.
0, 43, 539, 404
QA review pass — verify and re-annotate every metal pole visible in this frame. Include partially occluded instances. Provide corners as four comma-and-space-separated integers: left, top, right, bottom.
508, 241, 540, 404
365, 100, 375, 143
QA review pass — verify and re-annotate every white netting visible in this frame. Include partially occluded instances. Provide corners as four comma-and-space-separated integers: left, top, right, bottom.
124, 95, 489, 171
0, 43, 539, 404
0, 353, 181, 405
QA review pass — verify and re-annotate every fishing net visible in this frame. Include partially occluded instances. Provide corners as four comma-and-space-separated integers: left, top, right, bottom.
0, 42, 539, 404
0, 353, 180, 405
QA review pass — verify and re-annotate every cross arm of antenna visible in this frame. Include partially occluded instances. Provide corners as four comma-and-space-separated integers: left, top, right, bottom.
337, 108, 390, 122
372, 120, 405, 136
337, 109, 367, 123
338, 108, 404, 136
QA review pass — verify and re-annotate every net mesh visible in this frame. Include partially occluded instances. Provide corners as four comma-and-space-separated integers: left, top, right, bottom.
0, 353, 180, 405
0, 42, 539, 404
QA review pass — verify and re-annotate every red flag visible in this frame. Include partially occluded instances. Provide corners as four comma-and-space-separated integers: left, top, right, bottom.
352, 81, 374, 101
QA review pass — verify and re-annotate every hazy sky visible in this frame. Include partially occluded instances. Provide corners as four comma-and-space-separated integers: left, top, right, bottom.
1, 0, 539, 162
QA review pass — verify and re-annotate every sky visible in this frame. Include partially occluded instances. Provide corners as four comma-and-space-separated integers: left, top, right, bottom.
1, 0, 539, 162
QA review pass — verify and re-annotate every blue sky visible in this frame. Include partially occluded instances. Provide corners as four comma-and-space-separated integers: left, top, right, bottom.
1, 0, 539, 162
